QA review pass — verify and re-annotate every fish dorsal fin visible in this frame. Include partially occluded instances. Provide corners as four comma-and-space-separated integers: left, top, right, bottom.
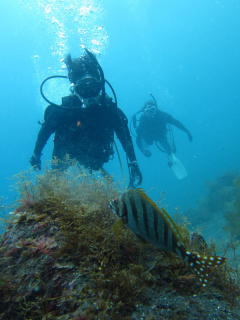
131, 188, 186, 245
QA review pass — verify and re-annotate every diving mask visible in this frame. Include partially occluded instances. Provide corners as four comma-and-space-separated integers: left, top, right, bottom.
144, 105, 157, 117
75, 77, 101, 99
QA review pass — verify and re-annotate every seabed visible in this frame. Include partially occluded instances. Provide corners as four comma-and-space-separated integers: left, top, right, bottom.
0, 167, 239, 319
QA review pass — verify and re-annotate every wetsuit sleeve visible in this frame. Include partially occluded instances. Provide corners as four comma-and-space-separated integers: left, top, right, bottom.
33, 105, 57, 157
165, 113, 193, 142
165, 113, 190, 133
114, 108, 137, 162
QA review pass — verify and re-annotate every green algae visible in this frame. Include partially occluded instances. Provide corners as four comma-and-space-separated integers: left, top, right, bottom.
0, 166, 238, 319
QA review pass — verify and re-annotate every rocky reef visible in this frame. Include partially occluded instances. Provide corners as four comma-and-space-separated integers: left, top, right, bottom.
224, 174, 240, 239
0, 168, 239, 319
184, 171, 240, 243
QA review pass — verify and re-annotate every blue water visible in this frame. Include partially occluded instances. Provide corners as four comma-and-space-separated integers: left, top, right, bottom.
1, 0, 240, 222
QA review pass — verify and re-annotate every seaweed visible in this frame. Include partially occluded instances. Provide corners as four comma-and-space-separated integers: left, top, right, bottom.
224, 174, 240, 239
0, 165, 239, 319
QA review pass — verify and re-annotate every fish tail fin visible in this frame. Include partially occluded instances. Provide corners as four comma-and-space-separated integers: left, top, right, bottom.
186, 251, 227, 287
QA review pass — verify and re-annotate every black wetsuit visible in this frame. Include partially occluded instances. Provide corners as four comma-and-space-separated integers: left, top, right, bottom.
33, 94, 137, 170
136, 110, 191, 156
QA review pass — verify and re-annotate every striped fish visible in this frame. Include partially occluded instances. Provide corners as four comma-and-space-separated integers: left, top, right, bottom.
110, 189, 226, 287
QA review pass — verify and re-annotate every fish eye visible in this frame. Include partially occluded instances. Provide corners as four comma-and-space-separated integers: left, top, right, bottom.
113, 198, 118, 204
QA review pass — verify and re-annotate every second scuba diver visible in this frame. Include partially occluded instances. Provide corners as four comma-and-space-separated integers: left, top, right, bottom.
30, 49, 143, 188
131, 94, 192, 179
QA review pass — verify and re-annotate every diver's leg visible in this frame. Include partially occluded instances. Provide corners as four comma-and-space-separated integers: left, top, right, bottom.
158, 138, 174, 167
140, 138, 152, 157
159, 138, 172, 156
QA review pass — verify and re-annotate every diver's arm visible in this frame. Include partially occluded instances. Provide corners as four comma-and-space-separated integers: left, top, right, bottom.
30, 105, 57, 169
30, 121, 55, 170
167, 114, 193, 142
136, 131, 146, 155
114, 108, 143, 186
33, 121, 55, 157
135, 119, 151, 156
115, 108, 137, 162
136, 133, 143, 152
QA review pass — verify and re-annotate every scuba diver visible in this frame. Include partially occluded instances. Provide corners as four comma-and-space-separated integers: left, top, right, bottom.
131, 93, 192, 179
30, 49, 143, 188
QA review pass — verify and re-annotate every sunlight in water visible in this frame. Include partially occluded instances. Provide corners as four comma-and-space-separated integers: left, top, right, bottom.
19, 0, 108, 58
18, 0, 108, 109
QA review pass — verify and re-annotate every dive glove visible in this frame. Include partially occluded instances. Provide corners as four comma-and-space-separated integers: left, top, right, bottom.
30, 154, 41, 171
128, 161, 143, 188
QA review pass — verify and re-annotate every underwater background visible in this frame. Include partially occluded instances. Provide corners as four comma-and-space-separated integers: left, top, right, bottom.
0, 0, 240, 239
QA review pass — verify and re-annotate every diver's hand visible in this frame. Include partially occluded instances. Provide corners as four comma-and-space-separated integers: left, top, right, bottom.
128, 161, 143, 188
144, 150, 151, 157
187, 131, 193, 142
30, 154, 41, 171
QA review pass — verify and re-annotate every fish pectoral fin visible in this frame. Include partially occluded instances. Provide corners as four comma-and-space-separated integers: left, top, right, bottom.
112, 218, 124, 240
